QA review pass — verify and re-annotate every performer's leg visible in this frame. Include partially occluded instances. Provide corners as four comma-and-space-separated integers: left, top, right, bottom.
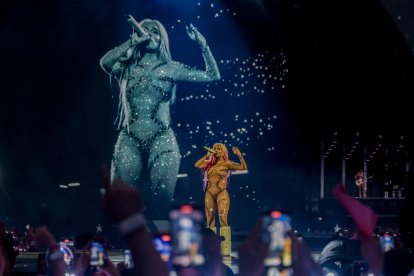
217, 189, 231, 256
111, 131, 143, 186
217, 189, 230, 227
205, 191, 217, 229
149, 129, 180, 200
148, 130, 180, 218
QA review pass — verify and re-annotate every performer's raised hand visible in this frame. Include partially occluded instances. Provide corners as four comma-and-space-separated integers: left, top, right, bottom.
232, 146, 242, 157
186, 23, 207, 50
130, 32, 151, 47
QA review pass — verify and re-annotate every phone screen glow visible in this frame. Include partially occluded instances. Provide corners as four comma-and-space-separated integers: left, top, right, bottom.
263, 212, 292, 268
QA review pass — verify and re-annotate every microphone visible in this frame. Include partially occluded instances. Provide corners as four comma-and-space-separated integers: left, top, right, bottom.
126, 15, 147, 36
203, 146, 216, 153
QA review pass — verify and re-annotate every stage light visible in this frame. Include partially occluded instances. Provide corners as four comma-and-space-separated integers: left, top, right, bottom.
68, 182, 80, 187
231, 170, 248, 175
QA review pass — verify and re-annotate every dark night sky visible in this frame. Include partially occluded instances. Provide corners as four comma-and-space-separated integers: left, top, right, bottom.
1, 0, 414, 238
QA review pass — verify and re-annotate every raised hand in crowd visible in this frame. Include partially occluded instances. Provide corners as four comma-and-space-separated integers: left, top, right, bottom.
101, 165, 144, 222
73, 246, 91, 276
29, 226, 65, 276
100, 165, 169, 276
237, 219, 269, 276
0, 221, 16, 276
71, 243, 122, 276
202, 227, 230, 276
238, 219, 323, 276
99, 257, 122, 276
0, 244, 5, 276
289, 232, 323, 276
359, 235, 384, 275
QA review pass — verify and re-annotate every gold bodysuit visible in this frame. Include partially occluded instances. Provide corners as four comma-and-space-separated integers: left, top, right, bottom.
195, 149, 247, 228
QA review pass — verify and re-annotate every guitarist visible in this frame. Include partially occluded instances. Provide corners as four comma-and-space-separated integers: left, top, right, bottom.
354, 170, 365, 198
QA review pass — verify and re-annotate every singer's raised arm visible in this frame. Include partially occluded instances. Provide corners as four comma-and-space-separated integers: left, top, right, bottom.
100, 30, 149, 79
168, 46, 220, 83
227, 147, 247, 171
100, 39, 132, 79
168, 24, 220, 83
195, 153, 210, 169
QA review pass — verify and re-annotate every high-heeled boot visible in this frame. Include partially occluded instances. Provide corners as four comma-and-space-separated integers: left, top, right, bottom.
208, 227, 217, 234
220, 226, 231, 256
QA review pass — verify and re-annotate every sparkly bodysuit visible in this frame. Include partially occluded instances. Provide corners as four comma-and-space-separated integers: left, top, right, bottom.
101, 36, 220, 217
197, 156, 247, 228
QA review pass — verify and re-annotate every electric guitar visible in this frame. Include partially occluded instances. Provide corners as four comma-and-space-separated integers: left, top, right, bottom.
355, 175, 373, 186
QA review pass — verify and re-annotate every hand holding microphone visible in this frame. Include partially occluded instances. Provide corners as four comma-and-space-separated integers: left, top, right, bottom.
203, 146, 216, 155
125, 15, 150, 47
126, 14, 148, 37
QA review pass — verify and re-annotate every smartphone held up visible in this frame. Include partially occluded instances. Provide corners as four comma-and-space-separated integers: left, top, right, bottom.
89, 238, 108, 271
262, 210, 293, 273
169, 204, 205, 269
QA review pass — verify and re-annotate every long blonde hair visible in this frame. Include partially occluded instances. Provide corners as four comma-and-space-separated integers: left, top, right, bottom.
116, 19, 176, 132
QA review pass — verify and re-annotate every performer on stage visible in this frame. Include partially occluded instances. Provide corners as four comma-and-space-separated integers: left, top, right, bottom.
195, 143, 247, 256
355, 169, 365, 198
100, 16, 220, 217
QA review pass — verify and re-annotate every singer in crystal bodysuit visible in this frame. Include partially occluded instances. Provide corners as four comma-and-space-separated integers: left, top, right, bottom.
195, 143, 247, 256
100, 16, 221, 217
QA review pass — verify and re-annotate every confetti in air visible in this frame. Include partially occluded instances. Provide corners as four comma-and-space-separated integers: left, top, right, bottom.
179, 52, 287, 102
176, 50, 286, 159
177, 112, 278, 158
